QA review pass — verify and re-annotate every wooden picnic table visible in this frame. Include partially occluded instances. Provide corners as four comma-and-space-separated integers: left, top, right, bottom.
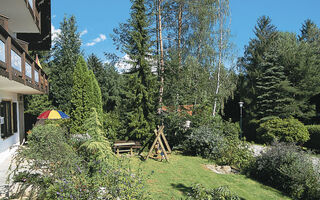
113, 140, 141, 156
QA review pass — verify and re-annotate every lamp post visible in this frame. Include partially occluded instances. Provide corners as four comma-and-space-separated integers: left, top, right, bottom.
239, 101, 244, 139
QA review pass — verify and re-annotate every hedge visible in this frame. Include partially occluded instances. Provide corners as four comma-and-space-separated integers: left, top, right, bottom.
305, 125, 320, 152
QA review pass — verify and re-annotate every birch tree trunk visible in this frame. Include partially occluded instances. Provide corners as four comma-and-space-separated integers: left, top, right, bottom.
178, 1, 182, 67
158, 0, 165, 114
213, 0, 223, 116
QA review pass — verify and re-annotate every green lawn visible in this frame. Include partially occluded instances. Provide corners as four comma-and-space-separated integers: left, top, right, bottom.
130, 153, 290, 200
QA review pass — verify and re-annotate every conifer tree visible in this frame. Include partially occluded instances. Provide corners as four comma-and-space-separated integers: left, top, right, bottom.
50, 16, 81, 113
70, 56, 104, 134
119, 0, 157, 142
89, 70, 103, 116
255, 47, 294, 120
81, 108, 113, 161
70, 56, 86, 134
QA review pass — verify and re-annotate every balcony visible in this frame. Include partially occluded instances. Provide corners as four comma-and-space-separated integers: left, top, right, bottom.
0, 23, 48, 95
0, 0, 41, 33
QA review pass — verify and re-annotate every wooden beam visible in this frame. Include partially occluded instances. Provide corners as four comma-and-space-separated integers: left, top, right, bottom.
5, 36, 12, 80
146, 129, 161, 160
159, 125, 171, 153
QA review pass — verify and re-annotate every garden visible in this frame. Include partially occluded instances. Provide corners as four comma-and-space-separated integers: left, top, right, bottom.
7, 0, 320, 199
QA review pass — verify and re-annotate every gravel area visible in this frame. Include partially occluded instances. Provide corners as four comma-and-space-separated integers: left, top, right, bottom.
248, 144, 267, 157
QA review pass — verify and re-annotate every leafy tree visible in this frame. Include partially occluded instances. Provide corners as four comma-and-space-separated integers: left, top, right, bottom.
50, 15, 81, 113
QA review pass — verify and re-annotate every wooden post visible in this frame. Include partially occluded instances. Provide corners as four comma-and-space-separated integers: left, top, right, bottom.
22, 52, 26, 85
159, 126, 172, 153
130, 147, 133, 156
117, 148, 119, 156
6, 36, 12, 80
146, 127, 169, 161
147, 129, 162, 160
31, 62, 35, 86
38, 68, 42, 90
153, 126, 171, 153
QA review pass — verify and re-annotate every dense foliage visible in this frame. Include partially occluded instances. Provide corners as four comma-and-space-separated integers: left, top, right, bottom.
116, 0, 158, 143
305, 125, 320, 152
184, 117, 253, 169
237, 16, 320, 140
257, 117, 309, 144
50, 16, 81, 113
247, 143, 320, 200
9, 113, 147, 199
187, 184, 240, 200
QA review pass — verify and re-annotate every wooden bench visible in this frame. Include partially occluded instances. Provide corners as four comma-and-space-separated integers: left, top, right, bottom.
113, 140, 141, 156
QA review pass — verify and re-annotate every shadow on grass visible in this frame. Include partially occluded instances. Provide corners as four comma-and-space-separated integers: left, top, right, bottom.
171, 183, 192, 196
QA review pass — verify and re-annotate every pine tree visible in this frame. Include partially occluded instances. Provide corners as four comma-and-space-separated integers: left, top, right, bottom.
256, 47, 294, 120
241, 16, 279, 120
119, 0, 157, 142
50, 16, 81, 113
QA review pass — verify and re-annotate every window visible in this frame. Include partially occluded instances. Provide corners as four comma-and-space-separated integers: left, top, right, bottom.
11, 50, 21, 72
34, 70, 39, 83
0, 40, 5, 62
13, 102, 18, 133
0, 101, 12, 138
25, 62, 32, 78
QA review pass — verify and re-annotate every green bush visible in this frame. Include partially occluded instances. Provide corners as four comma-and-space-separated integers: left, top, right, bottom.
305, 125, 320, 152
247, 143, 320, 200
184, 118, 254, 169
257, 117, 309, 144
187, 184, 241, 200
9, 111, 148, 200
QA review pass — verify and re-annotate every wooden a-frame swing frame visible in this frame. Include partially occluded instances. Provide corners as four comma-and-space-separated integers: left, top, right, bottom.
146, 125, 171, 161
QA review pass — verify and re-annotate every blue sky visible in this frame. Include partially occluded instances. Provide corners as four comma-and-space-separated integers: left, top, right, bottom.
51, 0, 320, 62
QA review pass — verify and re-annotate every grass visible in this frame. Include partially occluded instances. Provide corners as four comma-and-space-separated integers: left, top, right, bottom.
130, 152, 290, 200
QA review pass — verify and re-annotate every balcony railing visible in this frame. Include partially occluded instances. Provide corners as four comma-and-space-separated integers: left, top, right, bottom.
0, 23, 48, 94
25, 0, 41, 31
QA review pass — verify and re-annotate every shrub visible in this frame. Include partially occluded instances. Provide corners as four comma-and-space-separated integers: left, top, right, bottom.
187, 184, 241, 200
9, 111, 148, 200
257, 117, 309, 144
247, 143, 320, 200
184, 118, 254, 169
163, 111, 190, 148
305, 125, 320, 152
9, 124, 80, 199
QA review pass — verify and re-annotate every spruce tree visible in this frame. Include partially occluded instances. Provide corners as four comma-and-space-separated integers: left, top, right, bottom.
255, 48, 294, 120
120, 0, 157, 142
50, 16, 81, 113
241, 16, 279, 120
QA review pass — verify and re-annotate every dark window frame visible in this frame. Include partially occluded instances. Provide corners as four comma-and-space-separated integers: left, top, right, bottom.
13, 102, 18, 133
0, 100, 13, 139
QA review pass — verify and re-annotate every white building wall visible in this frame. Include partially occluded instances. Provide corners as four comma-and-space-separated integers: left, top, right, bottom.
0, 90, 20, 154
